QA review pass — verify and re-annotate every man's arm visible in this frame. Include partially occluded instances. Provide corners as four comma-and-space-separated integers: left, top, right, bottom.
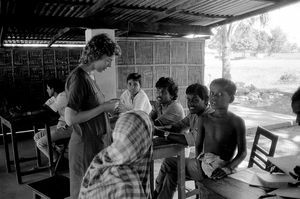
226, 116, 247, 170
195, 118, 205, 158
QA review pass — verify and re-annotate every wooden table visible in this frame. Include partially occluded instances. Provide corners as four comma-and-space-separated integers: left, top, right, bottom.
1, 113, 56, 184
200, 168, 282, 199
152, 137, 186, 199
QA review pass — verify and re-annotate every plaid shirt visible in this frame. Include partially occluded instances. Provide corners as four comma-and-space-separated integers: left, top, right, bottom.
79, 110, 153, 199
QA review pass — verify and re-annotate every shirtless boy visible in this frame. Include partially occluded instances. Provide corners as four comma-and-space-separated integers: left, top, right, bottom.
153, 78, 247, 199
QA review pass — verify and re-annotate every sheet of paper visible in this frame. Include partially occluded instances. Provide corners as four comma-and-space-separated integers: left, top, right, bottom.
269, 187, 300, 198
254, 172, 297, 188
268, 155, 300, 178
229, 168, 265, 184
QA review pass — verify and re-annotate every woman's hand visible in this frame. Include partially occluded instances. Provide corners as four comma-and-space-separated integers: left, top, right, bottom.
115, 102, 127, 113
103, 100, 119, 113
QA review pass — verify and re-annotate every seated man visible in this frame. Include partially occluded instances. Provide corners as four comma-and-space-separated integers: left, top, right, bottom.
150, 77, 185, 126
153, 79, 247, 199
78, 110, 153, 199
34, 79, 72, 164
117, 73, 152, 114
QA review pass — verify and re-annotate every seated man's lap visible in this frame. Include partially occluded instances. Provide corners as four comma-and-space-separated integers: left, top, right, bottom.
162, 157, 205, 182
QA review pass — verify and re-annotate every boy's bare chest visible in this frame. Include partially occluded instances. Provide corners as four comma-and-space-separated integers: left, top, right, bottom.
203, 120, 235, 141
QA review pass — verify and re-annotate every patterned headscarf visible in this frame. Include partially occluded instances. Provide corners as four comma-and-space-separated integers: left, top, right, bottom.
79, 110, 153, 199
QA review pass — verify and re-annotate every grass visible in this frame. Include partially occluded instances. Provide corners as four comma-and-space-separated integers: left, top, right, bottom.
205, 53, 300, 115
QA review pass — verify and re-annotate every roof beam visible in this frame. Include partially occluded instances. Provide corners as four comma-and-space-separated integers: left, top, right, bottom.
1, 15, 212, 36
148, 0, 204, 22
209, 0, 300, 27
48, 27, 71, 47
0, 26, 5, 47
111, 5, 225, 19
83, 0, 111, 17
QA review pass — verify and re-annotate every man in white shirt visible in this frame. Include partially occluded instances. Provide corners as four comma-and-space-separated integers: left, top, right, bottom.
34, 79, 72, 163
117, 73, 152, 114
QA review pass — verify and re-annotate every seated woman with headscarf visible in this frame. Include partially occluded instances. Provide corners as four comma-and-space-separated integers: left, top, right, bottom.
78, 110, 153, 199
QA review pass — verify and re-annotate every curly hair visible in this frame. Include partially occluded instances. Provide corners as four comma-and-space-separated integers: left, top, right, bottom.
210, 78, 237, 96
186, 83, 209, 105
292, 87, 300, 105
79, 34, 121, 65
155, 77, 178, 100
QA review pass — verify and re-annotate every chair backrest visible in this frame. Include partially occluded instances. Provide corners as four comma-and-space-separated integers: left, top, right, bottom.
248, 126, 279, 171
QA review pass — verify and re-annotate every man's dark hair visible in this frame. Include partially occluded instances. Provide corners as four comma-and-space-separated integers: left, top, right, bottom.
155, 77, 178, 100
210, 78, 237, 96
292, 87, 300, 105
186, 83, 209, 105
127, 73, 142, 85
46, 78, 64, 93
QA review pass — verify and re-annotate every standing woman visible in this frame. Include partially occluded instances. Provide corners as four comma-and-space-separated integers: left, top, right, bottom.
64, 34, 121, 199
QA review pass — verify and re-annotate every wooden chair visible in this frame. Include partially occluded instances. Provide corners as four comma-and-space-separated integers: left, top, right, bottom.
248, 126, 279, 171
52, 137, 70, 174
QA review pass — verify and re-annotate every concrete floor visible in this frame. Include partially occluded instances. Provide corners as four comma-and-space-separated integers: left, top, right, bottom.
1, 105, 299, 199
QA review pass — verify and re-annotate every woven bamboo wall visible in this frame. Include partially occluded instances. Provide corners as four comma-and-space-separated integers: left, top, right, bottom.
0, 38, 205, 113
0, 48, 82, 111
116, 38, 205, 109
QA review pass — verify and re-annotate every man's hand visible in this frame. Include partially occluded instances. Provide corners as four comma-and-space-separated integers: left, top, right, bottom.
211, 167, 231, 180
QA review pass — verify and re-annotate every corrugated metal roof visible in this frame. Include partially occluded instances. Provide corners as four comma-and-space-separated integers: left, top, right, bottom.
0, 0, 299, 46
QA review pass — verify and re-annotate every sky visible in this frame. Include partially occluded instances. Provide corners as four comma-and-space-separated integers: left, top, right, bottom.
268, 1, 300, 45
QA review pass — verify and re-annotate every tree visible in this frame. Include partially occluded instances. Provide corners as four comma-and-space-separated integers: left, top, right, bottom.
208, 15, 268, 80
268, 27, 287, 54
253, 30, 270, 55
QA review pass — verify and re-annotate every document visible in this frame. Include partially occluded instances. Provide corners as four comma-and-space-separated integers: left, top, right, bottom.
268, 155, 300, 178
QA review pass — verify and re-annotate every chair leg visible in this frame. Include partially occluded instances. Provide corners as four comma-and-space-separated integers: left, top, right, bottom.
194, 181, 199, 199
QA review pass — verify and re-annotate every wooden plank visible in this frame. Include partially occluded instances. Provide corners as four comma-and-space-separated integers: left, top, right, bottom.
48, 27, 71, 47
83, 0, 112, 17
1, 16, 212, 36
0, 26, 5, 47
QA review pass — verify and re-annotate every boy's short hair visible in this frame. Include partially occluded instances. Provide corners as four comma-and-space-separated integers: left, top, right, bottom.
186, 83, 209, 105
79, 34, 121, 65
46, 78, 64, 93
127, 73, 142, 85
155, 77, 178, 100
292, 87, 300, 105
211, 78, 237, 96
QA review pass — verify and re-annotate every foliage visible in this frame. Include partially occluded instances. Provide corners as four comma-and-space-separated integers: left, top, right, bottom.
268, 27, 287, 54
279, 72, 297, 83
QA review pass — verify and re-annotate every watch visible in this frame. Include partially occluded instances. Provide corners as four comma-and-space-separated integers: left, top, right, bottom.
164, 131, 170, 140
